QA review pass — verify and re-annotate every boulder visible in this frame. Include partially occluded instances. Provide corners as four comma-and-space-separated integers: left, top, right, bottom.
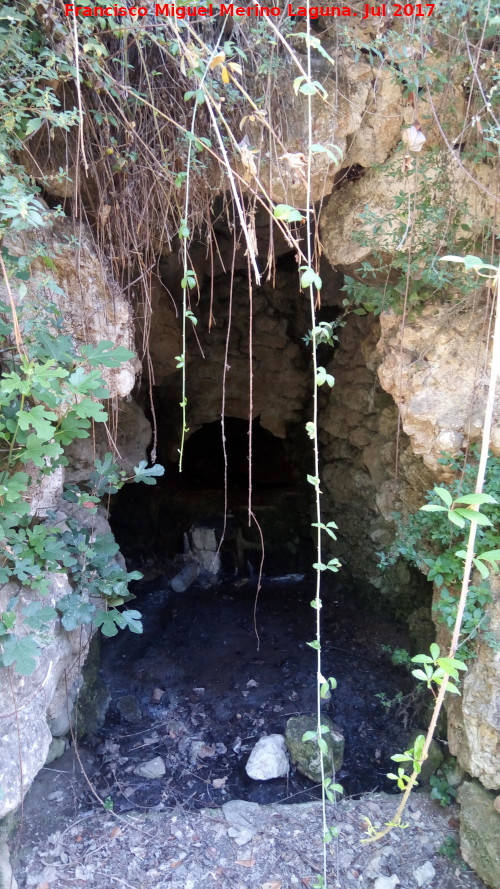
245, 734, 289, 781
285, 715, 344, 783
459, 779, 500, 889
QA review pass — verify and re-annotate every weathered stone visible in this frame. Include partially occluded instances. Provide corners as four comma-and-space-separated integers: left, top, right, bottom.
222, 800, 262, 846
374, 876, 399, 889
413, 862, 435, 887
0, 217, 139, 402
245, 734, 289, 781
117, 695, 142, 724
459, 779, 500, 889
377, 305, 500, 476
0, 842, 18, 889
171, 560, 200, 592
445, 573, 500, 790
321, 154, 494, 272
0, 573, 94, 819
285, 716, 344, 783
45, 737, 66, 765
134, 756, 166, 779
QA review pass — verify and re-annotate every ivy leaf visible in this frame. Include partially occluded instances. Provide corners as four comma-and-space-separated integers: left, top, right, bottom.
81, 341, 134, 368
1, 635, 40, 675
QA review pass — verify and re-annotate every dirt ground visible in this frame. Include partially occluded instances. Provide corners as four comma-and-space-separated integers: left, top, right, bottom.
14, 781, 486, 889
9, 574, 488, 889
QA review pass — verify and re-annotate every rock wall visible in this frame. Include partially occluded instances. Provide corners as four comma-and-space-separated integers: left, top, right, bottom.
0, 218, 148, 819
319, 310, 434, 614
377, 304, 500, 475
375, 304, 500, 885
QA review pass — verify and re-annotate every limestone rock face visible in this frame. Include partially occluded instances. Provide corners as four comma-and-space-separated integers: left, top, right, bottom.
321, 155, 495, 272
445, 574, 500, 791
377, 304, 500, 475
459, 779, 500, 889
1, 215, 139, 401
0, 573, 93, 819
0, 218, 141, 820
319, 312, 434, 610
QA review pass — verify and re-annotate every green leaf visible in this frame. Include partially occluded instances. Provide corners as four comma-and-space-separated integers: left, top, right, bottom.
412, 669, 430, 682
420, 504, 448, 513
448, 511, 466, 529
302, 730, 317, 742
57, 412, 91, 445
454, 493, 497, 506
17, 405, 58, 441
307, 474, 320, 488
305, 421, 316, 439
273, 204, 303, 223
433, 487, 453, 508
81, 341, 135, 368
133, 461, 165, 485
318, 737, 328, 755
1, 635, 39, 675
20, 435, 63, 467
93, 609, 122, 637
119, 609, 143, 634
73, 397, 108, 422
454, 508, 492, 526
0, 472, 28, 502
300, 266, 322, 290
430, 642, 440, 660
307, 640, 321, 651
316, 366, 335, 388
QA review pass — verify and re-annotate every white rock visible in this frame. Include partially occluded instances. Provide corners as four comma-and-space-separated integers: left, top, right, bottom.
133, 756, 166, 778
245, 734, 289, 780
373, 876, 399, 889
413, 862, 436, 887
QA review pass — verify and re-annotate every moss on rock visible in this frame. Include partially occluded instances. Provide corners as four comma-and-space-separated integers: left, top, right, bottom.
285, 715, 344, 783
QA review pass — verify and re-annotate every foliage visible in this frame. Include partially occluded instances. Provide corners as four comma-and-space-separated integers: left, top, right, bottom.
429, 759, 458, 808
384, 450, 500, 655
0, 203, 164, 679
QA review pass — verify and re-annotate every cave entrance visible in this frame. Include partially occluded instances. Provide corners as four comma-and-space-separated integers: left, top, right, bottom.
110, 415, 314, 577
97, 236, 424, 813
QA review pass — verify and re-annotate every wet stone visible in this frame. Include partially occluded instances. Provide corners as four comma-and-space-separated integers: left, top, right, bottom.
117, 694, 142, 724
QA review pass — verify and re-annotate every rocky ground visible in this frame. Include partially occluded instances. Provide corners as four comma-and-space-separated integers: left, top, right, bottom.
13, 783, 487, 889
